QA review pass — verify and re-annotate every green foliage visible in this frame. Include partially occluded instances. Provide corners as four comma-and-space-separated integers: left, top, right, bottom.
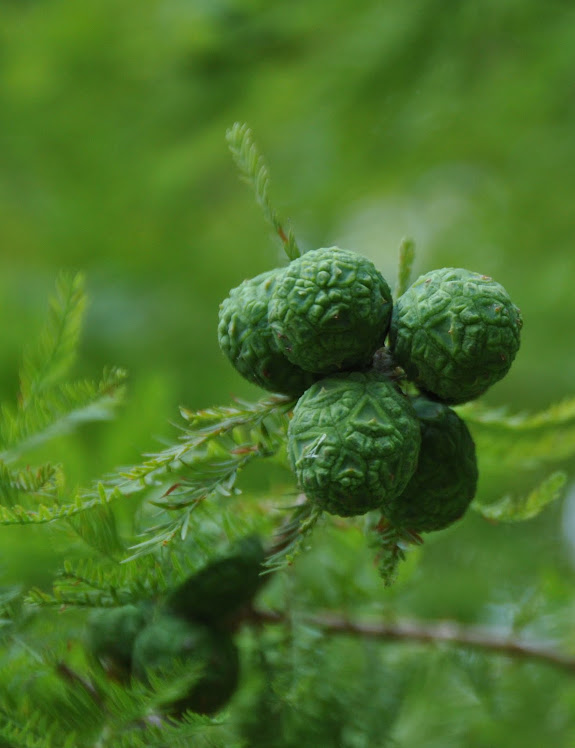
0, 273, 126, 464
236, 625, 413, 748
122, 394, 292, 559
0, 275, 125, 549
475, 471, 567, 523
461, 397, 575, 517
367, 518, 424, 587
87, 604, 149, 679
1, 14, 575, 742
226, 122, 300, 261
27, 555, 167, 609
263, 499, 323, 574
19, 273, 85, 408
395, 237, 416, 300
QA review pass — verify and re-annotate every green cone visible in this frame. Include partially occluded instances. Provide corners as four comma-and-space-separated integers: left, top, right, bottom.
218, 269, 317, 396
384, 396, 478, 532
287, 371, 420, 516
269, 247, 393, 374
390, 268, 522, 404
86, 604, 148, 679
132, 615, 239, 715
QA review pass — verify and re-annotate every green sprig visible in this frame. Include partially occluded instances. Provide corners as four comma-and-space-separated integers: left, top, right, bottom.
394, 237, 416, 300
368, 517, 424, 587
226, 122, 301, 260
263, 499, 323, 573
473, 471, 567, 522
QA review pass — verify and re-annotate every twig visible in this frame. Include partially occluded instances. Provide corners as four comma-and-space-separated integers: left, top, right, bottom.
55, 661, 104, 707
252, 609, 575, 675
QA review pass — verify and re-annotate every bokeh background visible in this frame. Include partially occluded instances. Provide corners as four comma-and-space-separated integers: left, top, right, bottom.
1, 1, 575, 745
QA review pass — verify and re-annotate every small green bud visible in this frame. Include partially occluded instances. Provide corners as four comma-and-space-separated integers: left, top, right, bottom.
287, 371, 420, 516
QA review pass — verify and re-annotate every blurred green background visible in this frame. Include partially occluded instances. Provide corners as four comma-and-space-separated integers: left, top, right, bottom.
1, 1, 575, 744
3, 0, 573, 429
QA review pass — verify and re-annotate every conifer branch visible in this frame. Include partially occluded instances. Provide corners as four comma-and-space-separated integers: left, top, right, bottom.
226, 122, 301, 260
0, 367, 127, 462
473, 470, 567, 522
127, 394, 292, 491
459, 397, 575, 521
19, 272, 86, 407
26, 555, 171, 609
0, 463, 63, 508
366, 515, 423, 586
0, 395, 292, 532
253, 610, 575, 675
458, 396, 575, 431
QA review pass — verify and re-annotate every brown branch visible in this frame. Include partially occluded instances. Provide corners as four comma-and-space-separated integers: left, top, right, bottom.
251, 609, 575, 675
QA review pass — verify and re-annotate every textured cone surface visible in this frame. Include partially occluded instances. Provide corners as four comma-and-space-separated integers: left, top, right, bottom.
165, 535, 266, 626
87, 604, 148, 677
218, 269, 316, 396
268, 247, 393, 374
132, 615, 239, 715
288, 371, 420, 516
383, 397, 478, 531
389, 268, 522, 404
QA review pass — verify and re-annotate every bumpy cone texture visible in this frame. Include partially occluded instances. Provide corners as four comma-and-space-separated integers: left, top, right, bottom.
288, 371, 421, 516
269, 247, 393, 374
87, 604, 148, 678
165, 535, 266, 626
389, 268, 522, 404
383, 397, 478, 532
132, 615, 239, 715
218, 269, 316, 396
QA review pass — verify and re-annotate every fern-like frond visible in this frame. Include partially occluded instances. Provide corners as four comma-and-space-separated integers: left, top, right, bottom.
0, 367, 127, 462
458, 398, 575, 519
19, 273, 86, 407
0, 483, 126, 527
473, 471, 567, 522
121, 395, 293, 559
367, 516, 424, 587
129, 394, 292, 489
263, 498, 323, 573
226, 122, 301, 260
65, 501, 126, 559
0, 706, 77, 748
26, 554, 169, 609
458, 396, 575, 432
0, 462, 63, 508
102, 674, 233, 748
115, 711, 233, 748
0, 395, 293, 574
